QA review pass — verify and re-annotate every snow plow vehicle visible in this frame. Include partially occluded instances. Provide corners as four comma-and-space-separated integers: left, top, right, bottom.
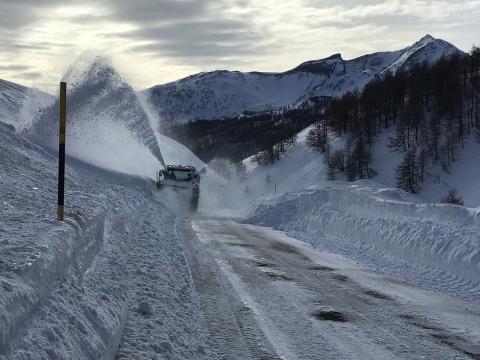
156, 165, 201, 210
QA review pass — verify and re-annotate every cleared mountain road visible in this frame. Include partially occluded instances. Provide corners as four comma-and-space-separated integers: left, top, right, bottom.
181, 216, 480, 360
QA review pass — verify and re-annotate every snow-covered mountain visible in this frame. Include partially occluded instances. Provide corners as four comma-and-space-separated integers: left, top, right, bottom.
145, 35, 463, 123
29, 58, 165, 169
0, 79, 52, 128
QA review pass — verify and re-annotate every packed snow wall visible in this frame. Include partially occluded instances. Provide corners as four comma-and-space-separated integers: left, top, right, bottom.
0, 122, 209, 359
249, 180, 480, 301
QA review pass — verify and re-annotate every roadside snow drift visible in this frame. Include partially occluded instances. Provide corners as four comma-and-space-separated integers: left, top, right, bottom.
0, 122, 209, 359
248, 180, 480, 301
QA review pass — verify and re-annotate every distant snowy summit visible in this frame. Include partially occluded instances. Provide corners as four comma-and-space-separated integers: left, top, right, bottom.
145, 35, 463, 123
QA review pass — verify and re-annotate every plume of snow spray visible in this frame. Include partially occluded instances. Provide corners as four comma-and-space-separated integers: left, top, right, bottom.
28, 56, 163, 179
197, 158, 254, 216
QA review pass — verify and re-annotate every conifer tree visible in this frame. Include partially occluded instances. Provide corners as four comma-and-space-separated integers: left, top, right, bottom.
441, 189, 464, 205
396, 148, 421, 193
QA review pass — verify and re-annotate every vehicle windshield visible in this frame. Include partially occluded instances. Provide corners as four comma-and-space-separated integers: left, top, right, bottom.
173, 171, 191, 180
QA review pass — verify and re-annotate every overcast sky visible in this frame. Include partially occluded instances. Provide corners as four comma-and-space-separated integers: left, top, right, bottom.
0, 0, 478, 92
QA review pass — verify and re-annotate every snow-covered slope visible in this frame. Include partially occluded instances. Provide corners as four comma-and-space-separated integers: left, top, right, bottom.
243, 126, 327, 197
243, 121, 480, 208
370, 130, 480, 207
241, 125, 346, 204
145, 35, 462, 123
0, 79, 52, 129
382, 34, 460, 74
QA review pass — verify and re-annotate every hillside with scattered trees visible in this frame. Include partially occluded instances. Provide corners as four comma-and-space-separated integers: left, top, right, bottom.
163, 48, 479, 199
306, 47, 479, 194
162, 96, 331, 163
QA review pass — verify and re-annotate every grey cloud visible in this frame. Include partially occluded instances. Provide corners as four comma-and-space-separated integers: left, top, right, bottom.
361, 13, 420, 27
0, 38, 63, 54
104, 0, 208, 23
68, 13, 110, 23
0, 42, 52, 51
125, 19, 260, 44
130, 39, 264, 59
123, 22, 265, 62
102, 0, 268, 64
18, 70, 44, 80
0, 0, 74, 29
102, 0, 255, 24
314, 13, 420, 29
0, 0, 267, 71
0, 64, 31, 72
304, 0, 385, 8
0, 3, 33, 29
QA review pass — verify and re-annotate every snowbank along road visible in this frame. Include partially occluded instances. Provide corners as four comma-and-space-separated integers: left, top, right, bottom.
184, 216, 480, 360
0, 124, 210, 359
248, 181, 480, 302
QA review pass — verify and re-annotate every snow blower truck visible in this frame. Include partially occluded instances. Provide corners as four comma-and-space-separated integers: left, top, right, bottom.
156, 165, 201, 210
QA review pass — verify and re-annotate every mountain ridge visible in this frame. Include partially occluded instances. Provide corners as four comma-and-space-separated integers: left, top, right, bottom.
144, 35, 464, 123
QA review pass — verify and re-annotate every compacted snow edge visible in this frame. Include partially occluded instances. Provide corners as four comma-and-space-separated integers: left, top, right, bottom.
0, 204, 106, 351
1, 195, 147, 359
1, 125, 209, 359
248, 180, 480, 301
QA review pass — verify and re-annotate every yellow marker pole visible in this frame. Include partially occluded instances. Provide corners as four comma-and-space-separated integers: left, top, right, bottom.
58, 82, 66, 221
